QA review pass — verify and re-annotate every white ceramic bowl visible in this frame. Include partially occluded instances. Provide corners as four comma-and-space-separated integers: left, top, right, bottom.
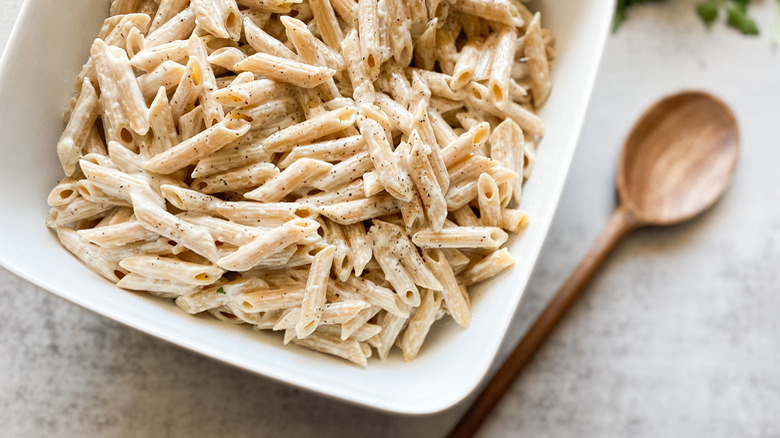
0, 0, 612, 414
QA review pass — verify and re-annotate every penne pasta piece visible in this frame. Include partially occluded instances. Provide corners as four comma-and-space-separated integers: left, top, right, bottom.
451, 0, 524, 28
296, 245, 336, 337
217, 218, 319, 271
244, 159, 331, 202
458, 247, 515, 285
57, 79, 100, 176
412, 226, 508, 249
466, 81, 545, 137
424, 249, 470, 327
488, 26, 517, 109
339, 310, 382, 341
190, 0, 241, 40
137, 60, 187, 101
213, 78, 288, 107
119, 255, 224, 285
191, 162, 279, 194
502, 208, 530, 233
376, 310, 408, 360
367, 221, 419, 306
318, 193, 400, 225
131, 186, 220, 262
435, 24, 458, 75
358, 108, 413, 202
148, 87, 180, 157
92, 39, 150, 142
150, 0, 190, 33
409, 102, 449, 192
452, 205, 481, 227
239, 5, 273, 26
450, 39, 479, 90
244, 17, 297, 59
235, 53, 337, 88
400, 289, 442, 361
406, 133, 447, 231
309, 0, 344, 49
341, 29, 375, 105
399, 192, 426, 233
233, 286, 306, 313
345, 222, 372, 276
386, 0, 413, 65
144, 118, 251, 174
207, 47, 248, 71
441, 122, 490, 167
279, 135, 365, 169
217, 201, 317, 226
117, 273, 197, 297
407, 0, 427, 37
56, 226, 126, 283
261, 106, 358, 152
146, 7, 197, 47
169, 57, 203, 122
477, 173, 501, 227
357, 0, 382, 81
178, 107, 205, 141
48, 178, 80, 207
188, 34, 224, 127
131, 39, 189, 72
362, 171, 384, 197
490, 118, 524, 204
525, 12, 552, 107
308, 151, 372, 192
277, 300, 367, 331
413, 18, 437, 72
281, 16, 341, 100
77, 219, 159, 248
445, 166, 518, 210
175, 277, 267, 314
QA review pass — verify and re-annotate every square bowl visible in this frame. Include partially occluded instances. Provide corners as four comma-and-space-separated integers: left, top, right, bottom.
0, 0, 612, 414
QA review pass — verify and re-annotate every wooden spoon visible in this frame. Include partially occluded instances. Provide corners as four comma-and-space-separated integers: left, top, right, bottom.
448, 91, 739, 438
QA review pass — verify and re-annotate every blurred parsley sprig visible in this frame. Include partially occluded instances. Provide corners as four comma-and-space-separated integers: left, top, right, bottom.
613, 0, 764, 37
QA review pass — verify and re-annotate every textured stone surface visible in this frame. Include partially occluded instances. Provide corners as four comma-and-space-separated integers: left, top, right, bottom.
2, 0, 779, 436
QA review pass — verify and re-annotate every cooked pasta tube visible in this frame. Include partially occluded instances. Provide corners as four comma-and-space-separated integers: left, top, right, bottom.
458, 247, 516, 285
234, 53, 337, 88
144, 118, 250, 174
412, 226, 508, 249
119, 255, 224, 285
295, 245, 336, 337
189, 162, 278, 194
57, 79, 99, 176
400, 289, 442, 361
477, 173, 501, 227
217, 218, 319, 271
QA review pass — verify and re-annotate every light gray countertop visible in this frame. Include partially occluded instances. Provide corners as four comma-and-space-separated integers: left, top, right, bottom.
2, 1, 779, 436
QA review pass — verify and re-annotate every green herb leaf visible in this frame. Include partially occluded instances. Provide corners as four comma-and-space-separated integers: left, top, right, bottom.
774, 0, 780, 45
727, 3, 759, 35
696, 0, 720, 28
216, 287, 226, 294
613, 0, 628, 33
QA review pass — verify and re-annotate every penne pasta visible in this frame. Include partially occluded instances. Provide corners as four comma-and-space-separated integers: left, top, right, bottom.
235, 53, 337, 88
48, 0, 552, 365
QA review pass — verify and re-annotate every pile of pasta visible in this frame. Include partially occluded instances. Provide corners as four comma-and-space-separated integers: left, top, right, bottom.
46, 0, 553, 366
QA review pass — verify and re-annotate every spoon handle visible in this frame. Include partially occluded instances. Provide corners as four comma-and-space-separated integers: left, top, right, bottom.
447, 206, 640, 438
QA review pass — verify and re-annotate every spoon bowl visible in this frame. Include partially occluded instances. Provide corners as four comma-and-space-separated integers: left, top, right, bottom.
618, 91, 739, 225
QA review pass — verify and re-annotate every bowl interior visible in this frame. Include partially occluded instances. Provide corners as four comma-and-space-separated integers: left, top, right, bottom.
0, 0, 612, 414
